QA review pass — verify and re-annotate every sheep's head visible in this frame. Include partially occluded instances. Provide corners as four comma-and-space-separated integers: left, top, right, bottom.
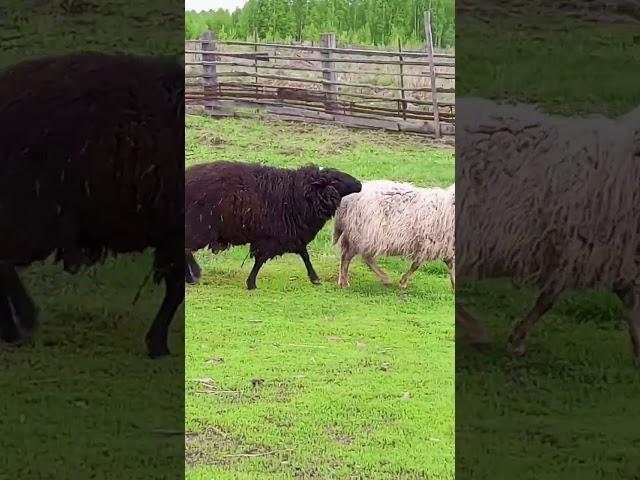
317, 167, 362, 198
305, 167, 361, 218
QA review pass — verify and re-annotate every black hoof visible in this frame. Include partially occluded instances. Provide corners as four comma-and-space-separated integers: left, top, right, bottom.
185, 253, 202, 284
310, 278, 322, 285
185, 267, 201, 285
147, 345, 171, 358
1, 333, 31, 347
0, 321, 34, 347
0, 288, 39, 344
146, 336, 170, 358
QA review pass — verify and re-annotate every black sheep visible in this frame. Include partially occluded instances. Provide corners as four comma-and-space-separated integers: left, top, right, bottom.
185, 161, 362, 289
0, 51, 184, 358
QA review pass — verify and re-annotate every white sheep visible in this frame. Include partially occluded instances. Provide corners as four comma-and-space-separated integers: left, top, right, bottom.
456, 98, 640, 364
332, 180, 455, 290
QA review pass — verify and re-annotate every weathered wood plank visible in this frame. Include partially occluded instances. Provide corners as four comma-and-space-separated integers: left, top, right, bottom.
208, 39, 456, 59
320, 33, 338, 113
207, 99, 454, 134
201, 31, 218, 113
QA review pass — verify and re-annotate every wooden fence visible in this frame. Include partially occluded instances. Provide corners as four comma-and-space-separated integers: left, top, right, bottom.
185, 26, 455, 137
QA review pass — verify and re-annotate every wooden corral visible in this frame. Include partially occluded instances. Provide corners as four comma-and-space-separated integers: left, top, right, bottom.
185, 27, 455, 138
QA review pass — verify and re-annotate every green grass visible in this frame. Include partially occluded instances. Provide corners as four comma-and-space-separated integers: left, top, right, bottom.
456, 280, 640, 479
458, 16, 640, 116
1, 255, 186, 477
185, 116, 455, 478
0, 0, 183, 66
455, 13, 640, 478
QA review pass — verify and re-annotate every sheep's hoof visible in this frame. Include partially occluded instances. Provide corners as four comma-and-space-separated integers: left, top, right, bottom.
147, 344, 171, 359
338, 281, 350, 289
0, 321, 34, 346
247, 284, 257, 290
399, 283, 408, 290
146, 335, 170, 358
0, 333, 33, 348
310, 278, 322, 286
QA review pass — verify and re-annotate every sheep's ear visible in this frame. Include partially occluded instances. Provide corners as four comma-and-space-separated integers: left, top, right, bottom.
306, 178, 340, 216
318, 184, 341, 213
310, 175, 329, 189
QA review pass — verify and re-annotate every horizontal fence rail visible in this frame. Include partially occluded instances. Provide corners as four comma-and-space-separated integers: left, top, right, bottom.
185, 28, 455, 137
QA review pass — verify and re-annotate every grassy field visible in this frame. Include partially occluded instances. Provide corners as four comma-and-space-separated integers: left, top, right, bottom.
457, 15, 640, 116
1, 256, 185, 477
185, 116, 455, 478
0, 0, 183, 66
455, 13, 640, 479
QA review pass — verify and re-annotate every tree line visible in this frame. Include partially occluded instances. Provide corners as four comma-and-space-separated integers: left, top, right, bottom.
185, 0, 454, 49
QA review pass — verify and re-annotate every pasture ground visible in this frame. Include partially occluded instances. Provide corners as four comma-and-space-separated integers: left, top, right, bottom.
185, 116, 455, 479
0, 255, 185, 477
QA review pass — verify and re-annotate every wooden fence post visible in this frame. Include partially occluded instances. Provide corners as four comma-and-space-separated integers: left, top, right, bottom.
253, 29, 259, 96
423, 11, 440, 138
398, 38, 407, 120
201, 31, 218, 114
320, 33, 338, 114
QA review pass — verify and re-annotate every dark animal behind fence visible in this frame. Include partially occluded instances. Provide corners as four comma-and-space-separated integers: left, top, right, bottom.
185, 160, 362, 289
0, 51, 185, 358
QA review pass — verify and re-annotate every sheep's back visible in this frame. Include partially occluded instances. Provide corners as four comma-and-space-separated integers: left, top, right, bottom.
456, 98, 640, 291
337, 181, 453, 261
185, 161, 313, 252
0, 53, 184, 266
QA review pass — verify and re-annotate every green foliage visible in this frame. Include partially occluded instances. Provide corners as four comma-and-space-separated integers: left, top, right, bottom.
185, 0, 455, 48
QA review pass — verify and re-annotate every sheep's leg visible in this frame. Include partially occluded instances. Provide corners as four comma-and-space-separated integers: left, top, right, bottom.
3, 267, 37, 332
615, 287, 640, 368
185, 251, 202, 284
362, 255, 392, 287
456, 304, 491, 349
338, 250, 355, 288
246, 257, 267, 290
298, 247, 321, 285
146, 272, 184, 358
145, 247, 184, 358
399, 261, 422, 289
446, 258, 455, 291
0, 267, 38, 345
508, 290, 559, 356
0, 291, 21, 344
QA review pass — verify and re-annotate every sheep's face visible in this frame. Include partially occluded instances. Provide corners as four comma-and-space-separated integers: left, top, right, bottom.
319, 168, 362, 198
